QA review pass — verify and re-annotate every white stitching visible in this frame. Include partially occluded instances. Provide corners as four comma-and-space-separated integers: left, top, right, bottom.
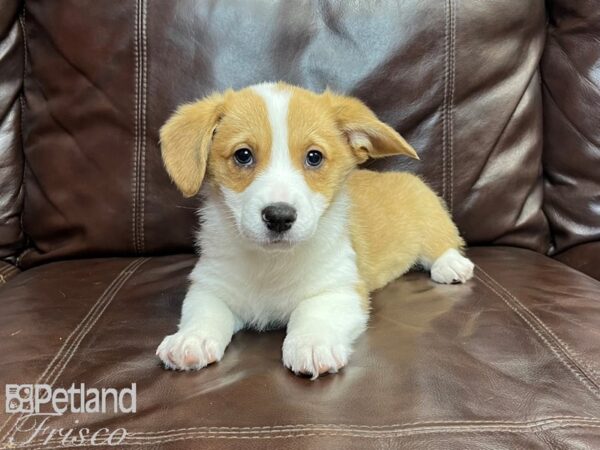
477, 265, 600, 381
475, 271, 599, 399
448, 0, 456, 213
45, 258, 149, 386
15, 423, 600, 449
139, 1, 148, 252
441, 0, 450, 203
0, 259, 145, 441
33, 416, 600, 441
127, 416, 600, 435
138, 0, 147, 253
131, 0, 140, 254
0, 258, 148, 444
131, 0, 147, 254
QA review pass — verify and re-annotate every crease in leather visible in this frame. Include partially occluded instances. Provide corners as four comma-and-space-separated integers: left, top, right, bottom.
486, 69, 541, 174
0, 258, 149, 445
550, 36, 600, 99
33, 13, 128, 123
542, 79, 600, 150
474, 268, 599, 398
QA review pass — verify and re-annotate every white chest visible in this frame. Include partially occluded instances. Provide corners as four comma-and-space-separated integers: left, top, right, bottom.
191, 192, 359, 330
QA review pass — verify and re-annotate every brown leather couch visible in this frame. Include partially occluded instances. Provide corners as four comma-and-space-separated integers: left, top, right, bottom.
1, 1, 599, 448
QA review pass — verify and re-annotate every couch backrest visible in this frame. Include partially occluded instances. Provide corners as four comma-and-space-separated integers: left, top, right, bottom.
542, 0, 600, 256
12, 0, 551, 267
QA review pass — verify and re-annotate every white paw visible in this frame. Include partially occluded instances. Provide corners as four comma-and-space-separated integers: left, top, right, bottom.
282, 334, 351, 380
430, 249, 474, 284
156, 329, 227, 371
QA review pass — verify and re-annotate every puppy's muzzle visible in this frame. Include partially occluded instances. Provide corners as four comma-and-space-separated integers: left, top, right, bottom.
261, 203, 297, 233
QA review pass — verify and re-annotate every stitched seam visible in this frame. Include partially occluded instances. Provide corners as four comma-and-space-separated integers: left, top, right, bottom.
477, 266, 600, 381
131, 0, 140, 254
448, 0, 456, 213
16, 423, 600, 449
33, 417, 600, 442
441, 0, 450, 203
475, 271, 600, 399
475, 273, 599, 396
0, 258, 145, 440
138, 0, 147, 253
0, 258, 148, 444
117, 416, 600, 435
107, 422, 600, 438
46, 258, 149, 387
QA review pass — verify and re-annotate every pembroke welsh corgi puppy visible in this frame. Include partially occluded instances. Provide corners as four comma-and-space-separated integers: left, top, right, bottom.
156, 82, 474, 379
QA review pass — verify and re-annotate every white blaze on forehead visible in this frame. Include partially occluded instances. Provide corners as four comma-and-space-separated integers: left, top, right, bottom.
221, 83, 328, 245
251, 83, 293, 173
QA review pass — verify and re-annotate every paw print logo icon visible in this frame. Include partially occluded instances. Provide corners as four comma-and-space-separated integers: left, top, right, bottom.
5, 385, 34, 414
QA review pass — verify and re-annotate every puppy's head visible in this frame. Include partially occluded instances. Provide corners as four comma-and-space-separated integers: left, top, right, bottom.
161, 82, 418, 249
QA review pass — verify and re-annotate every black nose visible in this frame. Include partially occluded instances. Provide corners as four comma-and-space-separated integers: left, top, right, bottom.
261, 203, 297, 233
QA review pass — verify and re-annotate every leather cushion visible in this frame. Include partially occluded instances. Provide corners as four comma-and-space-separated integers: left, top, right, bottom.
1, 247, 598, 448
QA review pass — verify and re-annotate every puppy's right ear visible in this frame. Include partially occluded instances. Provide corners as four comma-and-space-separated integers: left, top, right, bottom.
160, 93, 225, 197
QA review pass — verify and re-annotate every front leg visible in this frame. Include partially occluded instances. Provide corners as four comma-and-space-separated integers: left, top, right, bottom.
282, 288, 368, 379
156, 282, 239, 371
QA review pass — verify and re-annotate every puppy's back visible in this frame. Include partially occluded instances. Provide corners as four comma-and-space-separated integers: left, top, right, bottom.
347, 170, 462, 292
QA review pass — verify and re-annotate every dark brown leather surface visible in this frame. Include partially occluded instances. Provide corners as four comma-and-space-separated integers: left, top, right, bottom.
1, 247, 599, 449
0, 0, 25, 261
18, 0, 551, 267
555, 241, 600, 282
542, 0, 600, 274
2, 1, 600, 449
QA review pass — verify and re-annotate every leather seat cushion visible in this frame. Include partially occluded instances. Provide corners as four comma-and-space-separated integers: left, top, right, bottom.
1, 247, 599, 448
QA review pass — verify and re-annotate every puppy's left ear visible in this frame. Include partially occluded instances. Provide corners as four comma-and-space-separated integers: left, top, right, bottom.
325, 91, 419, 163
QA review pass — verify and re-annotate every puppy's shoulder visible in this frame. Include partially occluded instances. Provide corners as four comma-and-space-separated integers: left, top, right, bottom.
347, 169, 428, 202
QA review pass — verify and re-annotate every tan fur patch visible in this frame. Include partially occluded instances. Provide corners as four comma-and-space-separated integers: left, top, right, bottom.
348, 170, 464, 292
160, 88, 273, 197
286, 87, 358, 201
207, 88, 273, 193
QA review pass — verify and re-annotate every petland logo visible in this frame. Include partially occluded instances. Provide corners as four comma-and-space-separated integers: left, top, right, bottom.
5, 383, 137, 415
5, 383, 136, 447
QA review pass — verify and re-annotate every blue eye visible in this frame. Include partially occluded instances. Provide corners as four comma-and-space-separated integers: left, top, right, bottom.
305, 150, 323, 167
234, 148, 254, 166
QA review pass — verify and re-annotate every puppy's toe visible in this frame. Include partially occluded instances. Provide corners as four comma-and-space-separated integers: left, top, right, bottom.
430, 249, 474, 284
282, 336, 350, 380
156, 331, 225, 371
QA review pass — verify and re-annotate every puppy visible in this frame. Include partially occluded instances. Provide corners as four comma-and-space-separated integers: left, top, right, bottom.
156, 82, 474, 379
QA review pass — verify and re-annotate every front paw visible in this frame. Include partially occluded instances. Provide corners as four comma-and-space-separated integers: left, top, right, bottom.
156, 330, 227, 371
282, 334, 351, 380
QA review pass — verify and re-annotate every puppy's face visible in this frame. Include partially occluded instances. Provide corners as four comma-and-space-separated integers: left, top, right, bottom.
161, 83, 418, 250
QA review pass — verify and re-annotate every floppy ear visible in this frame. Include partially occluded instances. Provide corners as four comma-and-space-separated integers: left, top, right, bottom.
159, 93, 225, 197
325, 91, 419, 163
